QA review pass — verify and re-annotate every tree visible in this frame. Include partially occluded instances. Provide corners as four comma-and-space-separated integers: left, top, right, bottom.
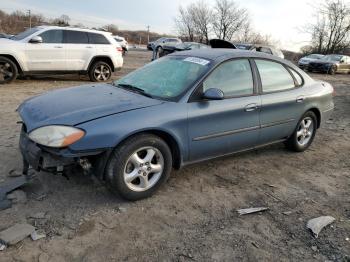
190, 1, 212, 44
174, 5, 196, 41
212, 0, 249, 41
307, 0, 350, 54
101, 24, 119, 35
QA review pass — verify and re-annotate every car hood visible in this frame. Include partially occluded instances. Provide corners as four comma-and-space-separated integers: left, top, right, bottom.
18, 83, 164, 132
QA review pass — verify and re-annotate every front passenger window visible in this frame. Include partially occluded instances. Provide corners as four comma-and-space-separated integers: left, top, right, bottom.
39, 30, 63, 43
203, 59, 254, 97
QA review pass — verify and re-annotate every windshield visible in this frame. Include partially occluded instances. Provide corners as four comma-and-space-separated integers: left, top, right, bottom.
308, 54, 323, 59
11, 28, 40, 41
114, 56, 211, 100
322, 55, 342, 62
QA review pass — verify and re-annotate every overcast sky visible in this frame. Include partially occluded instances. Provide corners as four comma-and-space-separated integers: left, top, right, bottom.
2, 0, 324, 51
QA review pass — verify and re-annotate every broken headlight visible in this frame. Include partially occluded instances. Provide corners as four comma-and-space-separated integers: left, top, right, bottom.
29, 125, 85, 148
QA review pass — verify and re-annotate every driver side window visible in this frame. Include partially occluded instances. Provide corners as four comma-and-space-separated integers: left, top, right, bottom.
203, 59, 254, 97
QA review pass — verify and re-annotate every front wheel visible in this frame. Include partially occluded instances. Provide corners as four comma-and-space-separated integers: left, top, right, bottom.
329, 65, 336, 75
0, 56, 18, 84
105, 134, 172, 201
285, 111, 317, 152
89, 61, 112, 82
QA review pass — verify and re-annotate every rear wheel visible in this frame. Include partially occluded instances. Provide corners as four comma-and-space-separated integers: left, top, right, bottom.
105, 134, 172, 201
89, 61, 112, 82
0, 56, 18, 84
285, 111, 317, 152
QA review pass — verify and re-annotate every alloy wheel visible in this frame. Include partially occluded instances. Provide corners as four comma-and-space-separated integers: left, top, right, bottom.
296, 117, 314, 146
94, 64, 111, 81
0, 62, 14, 82
124, 146, 164, 192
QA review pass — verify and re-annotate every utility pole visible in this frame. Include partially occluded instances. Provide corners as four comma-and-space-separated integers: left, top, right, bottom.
27, 9, 31, 28
146, 25, 150, 44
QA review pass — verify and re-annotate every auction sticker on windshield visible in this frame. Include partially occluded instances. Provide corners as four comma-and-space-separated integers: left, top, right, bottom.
183, 57, 210, 66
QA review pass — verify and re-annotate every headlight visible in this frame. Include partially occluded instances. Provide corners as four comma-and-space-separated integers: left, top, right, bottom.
29, 125, 85, 148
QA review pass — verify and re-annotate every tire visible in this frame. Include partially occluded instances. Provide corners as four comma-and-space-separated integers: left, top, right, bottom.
88, 61, 112, 82
0, 56, 18, 84
285, 111, 317, 152
105, 134, 172, 201
157, 46, 164, 58
329, 65, 336, 75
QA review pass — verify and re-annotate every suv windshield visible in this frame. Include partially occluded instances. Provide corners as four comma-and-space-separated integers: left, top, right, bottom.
114, 56, 211, 100
322, 55, 342, 62
11, 28, 40, 41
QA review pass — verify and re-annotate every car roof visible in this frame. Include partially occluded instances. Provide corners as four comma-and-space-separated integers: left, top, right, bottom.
168, 48, 286, 63
34, 26, 112, 35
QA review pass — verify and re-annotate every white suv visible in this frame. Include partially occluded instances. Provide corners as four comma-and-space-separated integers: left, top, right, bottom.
0, 26, 124, 84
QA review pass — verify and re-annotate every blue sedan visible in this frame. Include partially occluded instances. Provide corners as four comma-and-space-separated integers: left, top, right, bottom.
18, 49, 334, 200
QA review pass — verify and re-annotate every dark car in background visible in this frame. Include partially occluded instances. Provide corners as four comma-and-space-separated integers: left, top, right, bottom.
18, 49, 334, 200
308, 54, 350, 75
298, 54, 324, 70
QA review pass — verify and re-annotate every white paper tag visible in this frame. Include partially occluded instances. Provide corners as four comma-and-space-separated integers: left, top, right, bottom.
183, 57, 210, 66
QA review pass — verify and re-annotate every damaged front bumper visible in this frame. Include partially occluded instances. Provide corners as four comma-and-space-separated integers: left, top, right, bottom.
19, 126, 110, 177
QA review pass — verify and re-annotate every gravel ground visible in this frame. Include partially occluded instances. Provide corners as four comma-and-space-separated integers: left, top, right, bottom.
0, 50, 349, 262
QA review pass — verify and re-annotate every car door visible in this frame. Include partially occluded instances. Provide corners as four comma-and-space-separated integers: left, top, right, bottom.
64, 30, 96, 71
24, 29, 65, 71
254, 59, 306, 145
187, 59, 261, 161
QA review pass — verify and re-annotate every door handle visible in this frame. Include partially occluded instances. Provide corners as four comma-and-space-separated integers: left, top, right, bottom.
245, 104, 260, 112
54, 46, 63, 48
86, 46, 93, 49
296, 96, 305, 103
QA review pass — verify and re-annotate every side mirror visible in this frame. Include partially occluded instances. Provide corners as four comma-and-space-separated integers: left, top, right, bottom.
340, 59, 345, 64
29, 36, 43, 44
203, 88, 224, 100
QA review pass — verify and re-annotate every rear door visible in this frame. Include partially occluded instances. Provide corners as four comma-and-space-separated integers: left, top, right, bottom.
255, 59, 306, 145
24, 29, 65, 71
64, 30, 96, 71
188, 59, 261, 161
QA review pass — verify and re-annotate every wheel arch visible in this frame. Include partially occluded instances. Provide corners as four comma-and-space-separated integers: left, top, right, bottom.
115, 129, 183, 170
0, 54, 23, 74
88, 56, 115, 72
307, 107, 321, 128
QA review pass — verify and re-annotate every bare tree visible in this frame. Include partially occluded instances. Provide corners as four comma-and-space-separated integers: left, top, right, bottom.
307, 0, 350, 54
190, 1, 212, 44
174, 5, 195, 41
212, 0, 249, 41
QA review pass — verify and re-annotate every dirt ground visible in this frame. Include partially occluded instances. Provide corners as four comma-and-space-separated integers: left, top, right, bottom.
0, 50, 349, 262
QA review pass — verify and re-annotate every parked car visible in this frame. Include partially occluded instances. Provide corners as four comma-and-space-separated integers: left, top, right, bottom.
18, 49, 334, 200
149, 37, 182, 53
0, 26, 124, 84
298, 54, 324, 69
308, 54, 350, 75
159, 42, 209, 57
234, 43, 284, 59
113, 35, 128, 55
0, 33, 12, 39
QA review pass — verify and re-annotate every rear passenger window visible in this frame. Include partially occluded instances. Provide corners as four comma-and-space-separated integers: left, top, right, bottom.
39, 30, 63, 43
88, 33, 110, 44
64, 30, 88, 44
256, 60, 295, 92
203, 59, 254, 97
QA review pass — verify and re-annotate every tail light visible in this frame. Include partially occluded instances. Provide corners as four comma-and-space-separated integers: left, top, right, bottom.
116, 47, 123, 52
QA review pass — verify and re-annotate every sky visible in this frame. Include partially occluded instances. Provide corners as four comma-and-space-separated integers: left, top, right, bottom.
1, 0, 326, 51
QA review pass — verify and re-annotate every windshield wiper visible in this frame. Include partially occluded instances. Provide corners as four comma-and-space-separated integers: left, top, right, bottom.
116, 83, 154, 98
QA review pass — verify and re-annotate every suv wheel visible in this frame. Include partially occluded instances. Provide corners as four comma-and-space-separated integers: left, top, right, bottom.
0, 57, 18, 84
105, 134, 172, 201
89, 61, 112, 82
285, 111, 317, 152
